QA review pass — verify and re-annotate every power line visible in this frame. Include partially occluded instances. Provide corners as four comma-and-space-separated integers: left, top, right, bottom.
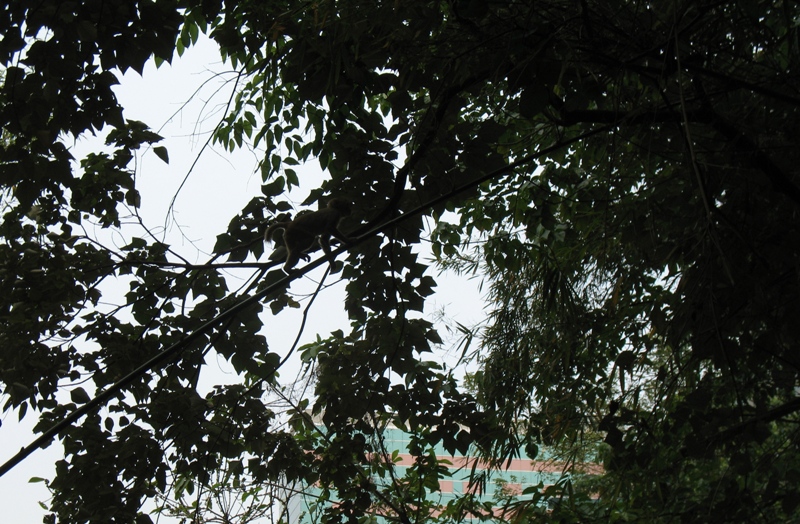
0, 123, 610, 478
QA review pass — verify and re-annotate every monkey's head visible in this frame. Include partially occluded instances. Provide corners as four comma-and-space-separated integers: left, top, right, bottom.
327, 198, 352, 216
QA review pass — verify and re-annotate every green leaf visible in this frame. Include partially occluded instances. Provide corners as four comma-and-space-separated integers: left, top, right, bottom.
70, 387, 91, 404
261, 177, 285, 197
153, 146, 169, 164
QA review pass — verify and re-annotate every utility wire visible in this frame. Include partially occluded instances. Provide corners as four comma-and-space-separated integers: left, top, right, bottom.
0, 123, 611, 478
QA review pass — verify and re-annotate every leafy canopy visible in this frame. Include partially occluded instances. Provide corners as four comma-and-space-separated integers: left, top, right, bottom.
1, 0, 800, 522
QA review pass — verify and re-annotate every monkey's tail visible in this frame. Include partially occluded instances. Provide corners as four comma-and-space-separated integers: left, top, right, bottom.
264, 222, 289, 243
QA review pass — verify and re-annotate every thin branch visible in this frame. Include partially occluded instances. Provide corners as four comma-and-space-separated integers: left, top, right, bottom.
0, 123, 612, 478
701, 397, 800, 449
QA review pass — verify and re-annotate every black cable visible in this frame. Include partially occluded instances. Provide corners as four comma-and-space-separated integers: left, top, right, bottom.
0, 123, 611, 478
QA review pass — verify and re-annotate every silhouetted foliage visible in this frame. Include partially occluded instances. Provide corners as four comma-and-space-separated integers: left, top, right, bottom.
2, 1, 799, 522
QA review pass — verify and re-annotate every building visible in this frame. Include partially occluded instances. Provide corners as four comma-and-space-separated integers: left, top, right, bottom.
285, 421, 579, 523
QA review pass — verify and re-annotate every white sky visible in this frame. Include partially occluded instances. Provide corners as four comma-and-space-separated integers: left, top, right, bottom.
0, 36, 485, 522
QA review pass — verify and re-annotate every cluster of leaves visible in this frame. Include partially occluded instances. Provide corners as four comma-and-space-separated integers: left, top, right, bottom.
1, 0, 800, 522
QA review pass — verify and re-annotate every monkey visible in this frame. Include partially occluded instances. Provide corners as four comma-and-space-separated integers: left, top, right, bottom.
264, 198, 353, 272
